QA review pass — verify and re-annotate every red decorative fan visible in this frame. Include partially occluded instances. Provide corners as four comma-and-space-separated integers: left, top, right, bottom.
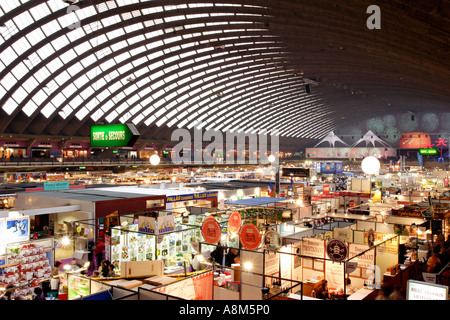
435, 138, 448, 159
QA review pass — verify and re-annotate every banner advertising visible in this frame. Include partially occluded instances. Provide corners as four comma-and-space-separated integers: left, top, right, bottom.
407, 280, 448, 300
349, 244, 375, 269
44, 180, 69, 191
325, 261, 345, 291
301, 238, 325, 258
157, 215, 175, 234
153, 270, 213, 300
138, 216, 156, 234
333, 228, 353, 243
228, 211, 242, 234
166, 191, 218, 203
326, 239, 348, 262
68, 275, 91, 300
239, 223, 262, 251
5, 216, 29, 243
364, 232, 398, 254
90, 123, 140, 147
201, 217, 221, 244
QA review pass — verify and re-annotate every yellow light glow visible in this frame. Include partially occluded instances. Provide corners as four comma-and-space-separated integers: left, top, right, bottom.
61, 236, 71, 246
243, 262, 252, 271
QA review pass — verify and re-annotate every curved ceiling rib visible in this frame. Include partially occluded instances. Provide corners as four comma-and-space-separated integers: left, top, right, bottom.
0, 0, 448, 150
0, 0, 333, 143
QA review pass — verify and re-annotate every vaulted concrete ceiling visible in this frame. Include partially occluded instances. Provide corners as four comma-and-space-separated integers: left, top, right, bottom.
0, 0, 448, 151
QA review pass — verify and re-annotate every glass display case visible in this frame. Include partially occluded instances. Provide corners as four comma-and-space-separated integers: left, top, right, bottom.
107, 223, 201, 274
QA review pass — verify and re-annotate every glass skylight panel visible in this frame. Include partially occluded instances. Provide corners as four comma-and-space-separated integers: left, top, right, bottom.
121, 84, 137, 98
144, 115, 156, 126
9, 61, 29, 82
0, 1, 20, 14
177, 119, 188, 128
12, 10, 34, 31
155, 117, 167, 127
115, 101, 129, 114
22, 98, 38, 116
119, 112, 132, 123
113, 60, 133, 74
100, 100, 115, 113
132, 114, 144, 125
106, 111, 119, 123
89, 33, 108, 47
0, 46, 19, 66
62, 83, 77, 98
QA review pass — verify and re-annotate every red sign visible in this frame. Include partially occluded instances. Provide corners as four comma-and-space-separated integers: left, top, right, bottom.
228, 211, 242, 234
323, 185, 330, 194
239, 223, 262, 251
201, 217, 221, 244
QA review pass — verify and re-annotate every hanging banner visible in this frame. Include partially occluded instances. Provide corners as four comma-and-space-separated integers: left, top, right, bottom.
239, 223, 262, 251
201, 217, 221, 244
153, 270, 214, 300
407, 280, 448, 300
325, 260, 345, 291
104, 235, 111, 262
364, 232, 398, 254
157, 215, 175, 234
333, 228, 353, 243
263, 230, 282, 251
228, 211, 242, 234
138, 216, 156, 234
5, 216, 29, 243
301, 238, 325, 259
349, 244, 375, 269
265, 250, 280, 279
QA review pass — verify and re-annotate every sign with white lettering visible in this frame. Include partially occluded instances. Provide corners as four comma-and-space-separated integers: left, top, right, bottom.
44, 180, 69, 191
407, 280, 448, 300
166, 191, 218, 203
326, 239, 348, 262
90, 123, 140, 147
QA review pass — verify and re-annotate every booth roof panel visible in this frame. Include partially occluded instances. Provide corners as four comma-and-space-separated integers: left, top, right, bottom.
25, 189, 156, 202
24, 190, 110, 202
93, 186, 210, 197
225, 196, 289, 206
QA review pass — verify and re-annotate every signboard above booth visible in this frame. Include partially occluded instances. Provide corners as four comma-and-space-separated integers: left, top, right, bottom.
281, 167, 310, 177
90, 123, 140, 147
419, 148, 438, 156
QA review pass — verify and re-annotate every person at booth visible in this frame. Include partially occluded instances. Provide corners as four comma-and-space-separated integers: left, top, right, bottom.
313, 279, 329, 299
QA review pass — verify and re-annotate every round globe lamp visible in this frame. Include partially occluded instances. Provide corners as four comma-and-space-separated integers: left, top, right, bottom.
149, 154, 161, 166
268, 155, 276, 163
361, 156, 380, 175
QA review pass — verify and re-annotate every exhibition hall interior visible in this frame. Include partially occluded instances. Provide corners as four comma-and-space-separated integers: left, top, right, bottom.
0, 0, 449, 302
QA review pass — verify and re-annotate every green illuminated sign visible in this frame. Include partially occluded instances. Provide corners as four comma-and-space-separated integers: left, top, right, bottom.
419, 148, 438, 155
90, 123, 140, 147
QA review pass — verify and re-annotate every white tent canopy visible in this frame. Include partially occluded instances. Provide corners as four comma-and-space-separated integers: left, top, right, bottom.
314, 131, 350, 147
351, 130, 391, 148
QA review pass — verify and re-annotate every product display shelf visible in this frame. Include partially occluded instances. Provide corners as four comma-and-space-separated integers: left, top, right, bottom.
1, 239, 54, 299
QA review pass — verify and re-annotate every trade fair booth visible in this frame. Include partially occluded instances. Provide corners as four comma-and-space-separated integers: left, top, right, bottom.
0, 213, 56, 299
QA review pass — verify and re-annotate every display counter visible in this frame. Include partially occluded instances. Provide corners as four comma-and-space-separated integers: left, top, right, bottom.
72, 250, 90, 264
347, 287, 378, 300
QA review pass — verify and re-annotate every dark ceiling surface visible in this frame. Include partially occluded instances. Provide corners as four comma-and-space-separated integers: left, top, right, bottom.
0, 0, 448, 151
